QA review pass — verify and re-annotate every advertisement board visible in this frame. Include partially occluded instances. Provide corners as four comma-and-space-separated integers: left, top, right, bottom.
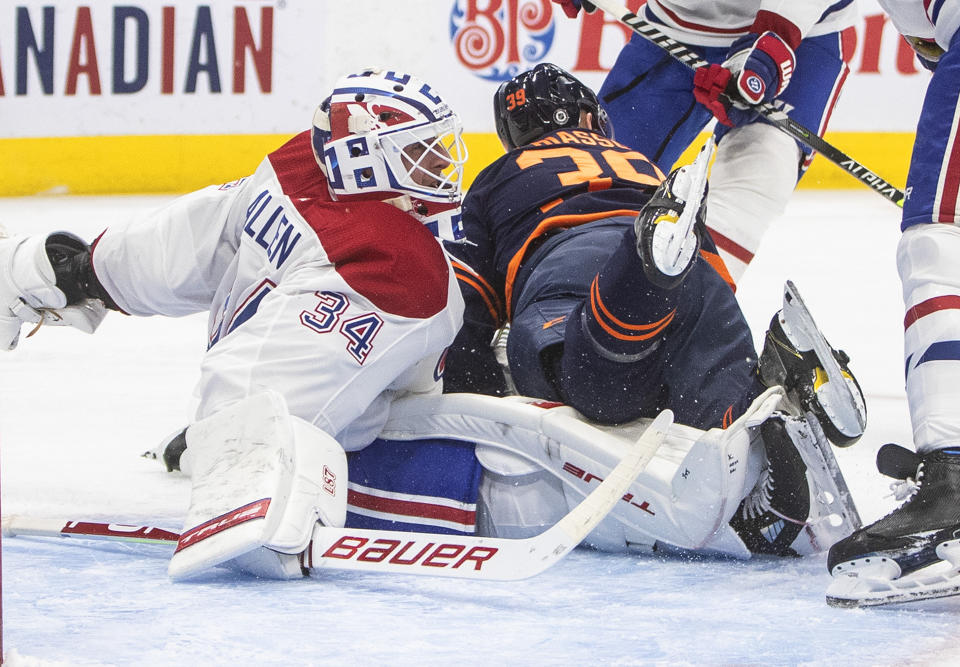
0, 0, 929, 194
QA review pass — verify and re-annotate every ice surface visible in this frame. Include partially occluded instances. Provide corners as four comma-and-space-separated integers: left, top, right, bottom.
1, 192, 958, 665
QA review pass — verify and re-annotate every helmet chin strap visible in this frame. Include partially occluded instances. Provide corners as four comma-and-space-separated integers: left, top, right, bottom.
381, 193, 415, 212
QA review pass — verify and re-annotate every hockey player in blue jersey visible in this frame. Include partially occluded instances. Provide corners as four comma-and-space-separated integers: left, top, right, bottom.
444, 63, 867, 556
826, 0, 960, 608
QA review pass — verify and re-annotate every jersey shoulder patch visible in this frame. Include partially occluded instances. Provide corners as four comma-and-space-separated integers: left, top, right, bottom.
268, 131, 451, 319
305, 200, 451, 320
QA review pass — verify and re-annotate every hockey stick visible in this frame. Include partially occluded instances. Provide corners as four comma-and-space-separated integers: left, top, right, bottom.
2, 410, 673, 581
585, 0, 906, 208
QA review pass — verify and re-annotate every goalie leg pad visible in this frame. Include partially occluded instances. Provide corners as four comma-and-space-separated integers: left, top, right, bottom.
168, 390, 347, 580
385, 390, 779, 556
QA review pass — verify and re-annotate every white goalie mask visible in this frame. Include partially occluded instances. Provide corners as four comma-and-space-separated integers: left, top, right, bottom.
311, 68, 469, 241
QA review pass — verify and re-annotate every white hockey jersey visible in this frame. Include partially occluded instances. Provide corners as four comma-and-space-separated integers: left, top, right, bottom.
92, 131, 464, 451
643, 0, 858, 47
878, 0, 959, 49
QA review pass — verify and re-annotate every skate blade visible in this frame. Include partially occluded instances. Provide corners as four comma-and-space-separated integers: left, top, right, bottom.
652, 137, 714, 276
784, 415, 862, 555
827, 539, 960, 608
827, 567, 960, 608
781, 281, 866, 441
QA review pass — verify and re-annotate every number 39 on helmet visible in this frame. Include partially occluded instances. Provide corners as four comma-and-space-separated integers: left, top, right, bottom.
494, 62, 612, 151
311, 68, 469, 241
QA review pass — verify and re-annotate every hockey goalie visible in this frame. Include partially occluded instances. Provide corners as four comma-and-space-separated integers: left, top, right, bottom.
1, 65, 867, 583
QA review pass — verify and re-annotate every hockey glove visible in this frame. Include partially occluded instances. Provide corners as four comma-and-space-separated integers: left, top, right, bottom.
904, 35, 943, 72
693, 31, 796, 127
550, 0, 597, 18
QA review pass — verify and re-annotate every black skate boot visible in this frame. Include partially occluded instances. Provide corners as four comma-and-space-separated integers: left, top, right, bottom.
759, 281, 866, 447
634, 138, 711, 289
828, 447, 960, 578
729, 414, 811, 557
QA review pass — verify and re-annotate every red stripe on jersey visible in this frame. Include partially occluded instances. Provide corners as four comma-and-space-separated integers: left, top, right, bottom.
938, 109, 960, 222
649, 1, 750, 35
347, 488, 476, 526
904, 295, 960, 330
268, 132, 450, 319
817, 41, 850, 137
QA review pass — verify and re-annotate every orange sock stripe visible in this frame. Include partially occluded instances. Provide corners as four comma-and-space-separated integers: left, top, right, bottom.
698, 249, 737, 293
452, 262, 504, 327
589, 277, 675, 341
722, 405, 734, 429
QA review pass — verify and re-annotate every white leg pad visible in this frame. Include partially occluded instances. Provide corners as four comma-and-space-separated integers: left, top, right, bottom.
383, 389, 784, 557
168, 390, 347, 580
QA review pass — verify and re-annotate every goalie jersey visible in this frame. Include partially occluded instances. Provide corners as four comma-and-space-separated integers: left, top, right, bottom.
91, 131, 464, 451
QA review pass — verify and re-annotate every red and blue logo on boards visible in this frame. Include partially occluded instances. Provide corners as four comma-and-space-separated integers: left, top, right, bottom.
450, 0, 557, 81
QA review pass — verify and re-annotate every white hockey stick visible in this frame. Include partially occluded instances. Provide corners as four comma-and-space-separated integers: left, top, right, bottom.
2, 410, 673, 581
584, 0, 906, 208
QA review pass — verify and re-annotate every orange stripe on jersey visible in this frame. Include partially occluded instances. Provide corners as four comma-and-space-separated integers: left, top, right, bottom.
504, 209, 641, 317
722, 405, 734, 429
588, 177, 613, 191
589, 276, 675, 341
452, 260, 504, 327
540, 198, 563, 213
699, 249, 736, 293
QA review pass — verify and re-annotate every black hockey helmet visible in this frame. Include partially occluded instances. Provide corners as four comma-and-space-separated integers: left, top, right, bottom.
494, 63, 611, 150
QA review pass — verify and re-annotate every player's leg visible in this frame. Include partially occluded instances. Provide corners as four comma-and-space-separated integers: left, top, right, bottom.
599, 36, 723, 170
827, 36, 960, 604
705, 31, 851, 283
346, 437, 482, 535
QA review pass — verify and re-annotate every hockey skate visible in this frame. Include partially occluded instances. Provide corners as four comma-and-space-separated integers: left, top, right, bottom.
634, 137, 713, 289
759, 281, 866, 447
729, 412, 861, 556
826, 447, 960, 608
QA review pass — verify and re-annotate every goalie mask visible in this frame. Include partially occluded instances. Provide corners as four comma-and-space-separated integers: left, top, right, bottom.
311, 68, 468, 241
494, 62, 612, 151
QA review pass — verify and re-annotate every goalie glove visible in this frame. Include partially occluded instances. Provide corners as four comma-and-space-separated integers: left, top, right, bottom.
693, 31, 796, 127
0, 233, 106, 350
